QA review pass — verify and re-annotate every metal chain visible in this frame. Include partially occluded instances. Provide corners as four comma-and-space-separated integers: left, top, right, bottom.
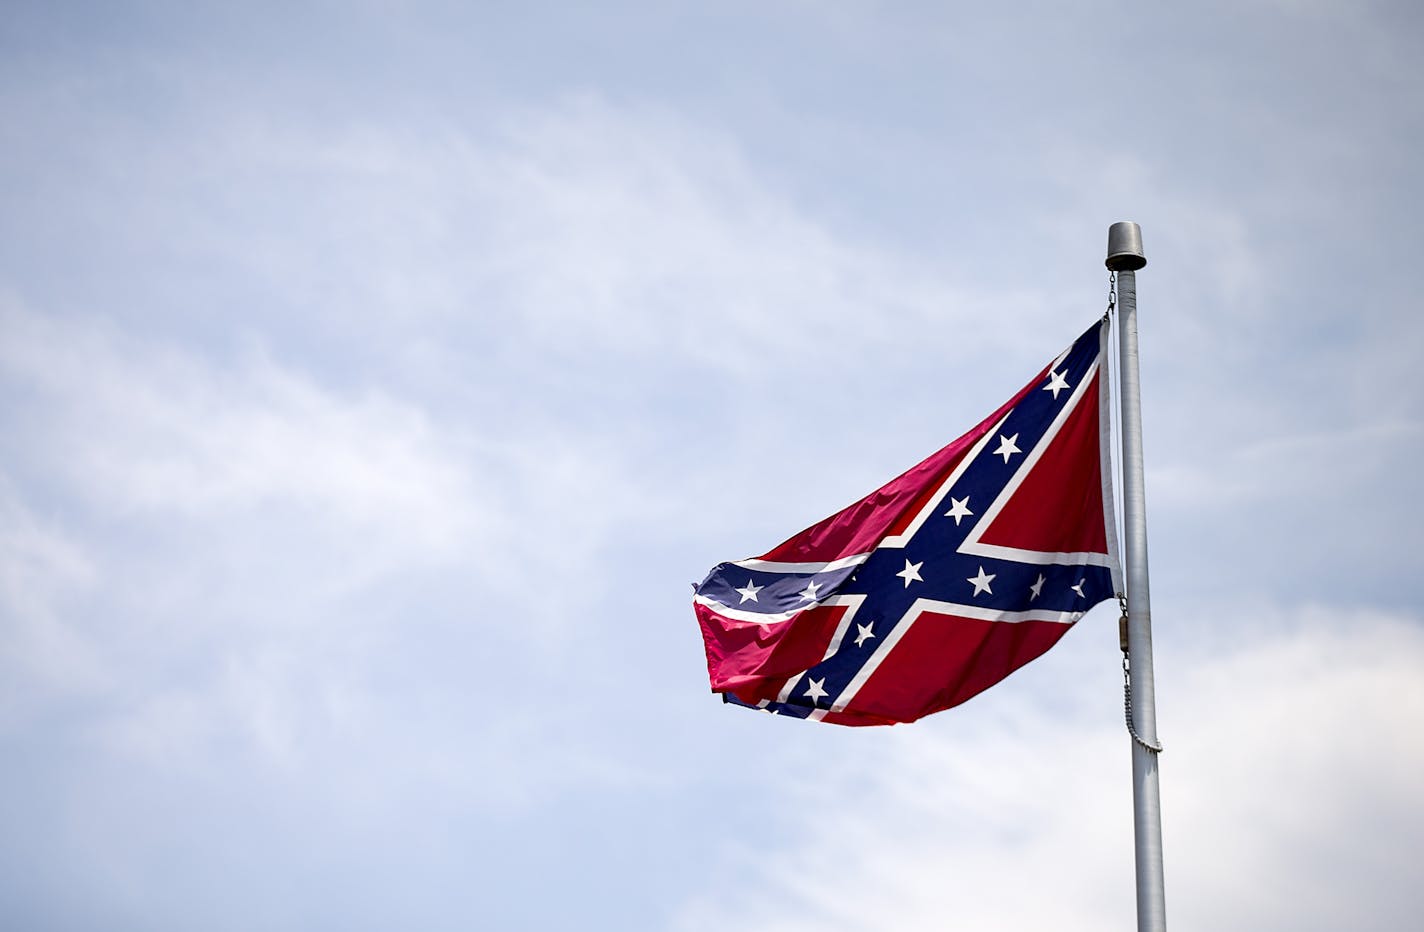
1109, 278, 1153, 752
1106, 330, 1155, 755
1122, 654, 1163, 754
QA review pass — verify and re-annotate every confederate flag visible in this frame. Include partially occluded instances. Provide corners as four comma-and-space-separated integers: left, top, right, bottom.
693, 320, 1122, 725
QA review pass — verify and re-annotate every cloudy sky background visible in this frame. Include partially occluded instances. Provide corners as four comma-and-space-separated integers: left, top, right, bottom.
2, 2, 1422, 929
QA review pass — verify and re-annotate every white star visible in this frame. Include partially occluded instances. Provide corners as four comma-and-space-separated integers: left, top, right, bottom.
1043, 368, 1070, 399
854, 622, 876, 647
1071, 579, 1086, 598
944, 495, 974, 526
798, 579, 823, 603
1030, 573, 1046, 600
994, 433, 1022, 463
804, 677, 828, 703
735, 579, 764, 603
967, 565, 996, 596
896, 559, 925, 587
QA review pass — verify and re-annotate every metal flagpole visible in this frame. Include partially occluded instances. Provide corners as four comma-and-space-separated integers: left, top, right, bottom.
1106, 221, 1166, 932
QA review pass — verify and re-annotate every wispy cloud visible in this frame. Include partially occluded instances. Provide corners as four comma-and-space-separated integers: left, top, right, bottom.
0, 295, 657, 796
672, 606, 1424, 932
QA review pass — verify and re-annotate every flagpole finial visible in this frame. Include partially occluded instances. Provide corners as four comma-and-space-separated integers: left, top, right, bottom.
1106, 221, 1147, 271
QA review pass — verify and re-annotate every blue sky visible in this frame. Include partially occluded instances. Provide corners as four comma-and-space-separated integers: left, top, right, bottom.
2, 2, 1422, 929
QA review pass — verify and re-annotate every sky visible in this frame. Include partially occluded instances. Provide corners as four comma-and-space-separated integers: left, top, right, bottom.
2, 1, 1422, 929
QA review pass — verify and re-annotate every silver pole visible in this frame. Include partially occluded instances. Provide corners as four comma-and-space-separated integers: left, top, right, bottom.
1106, 221, 1166, 932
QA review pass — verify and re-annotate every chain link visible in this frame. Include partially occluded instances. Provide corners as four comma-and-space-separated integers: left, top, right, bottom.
1103, 271, 1117, 322
1122, 654, 1163, 754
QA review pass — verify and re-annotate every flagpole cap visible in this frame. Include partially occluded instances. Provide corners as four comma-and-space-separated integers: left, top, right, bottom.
1105, 221, 1147, 271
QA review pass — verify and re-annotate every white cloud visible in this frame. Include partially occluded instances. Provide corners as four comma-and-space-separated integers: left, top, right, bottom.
0, 299, 479, 545
1163, 608, 1424, 930
1149, 416, 1423, 511
0, 475, 106, 716
0, 295, 660, 795
30, 95, 1001, 381
673, 606, 1424, 932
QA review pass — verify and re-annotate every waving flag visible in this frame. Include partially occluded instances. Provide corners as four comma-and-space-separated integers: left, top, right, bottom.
693, 319, 1122, 726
